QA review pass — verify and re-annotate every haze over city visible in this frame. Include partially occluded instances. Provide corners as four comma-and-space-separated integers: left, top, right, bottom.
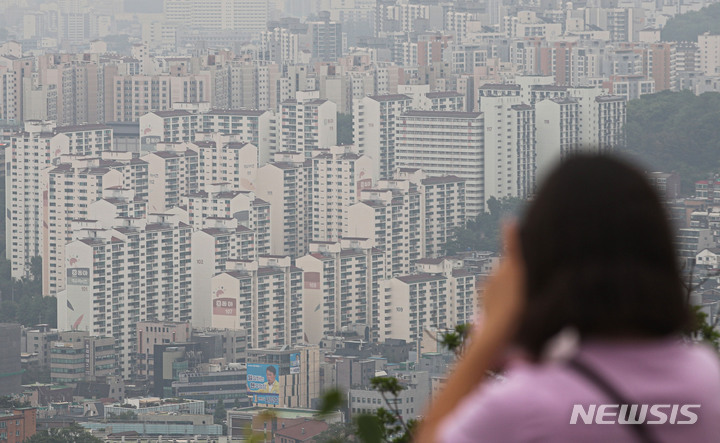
0, 0, 720, 441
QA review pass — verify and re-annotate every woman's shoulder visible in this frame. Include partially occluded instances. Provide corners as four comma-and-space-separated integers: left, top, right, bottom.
437, 340, 720, 443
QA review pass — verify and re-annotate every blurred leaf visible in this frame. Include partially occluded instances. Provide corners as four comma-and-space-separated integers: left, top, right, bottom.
318, 388, 344, 415
355, 414, 383, 443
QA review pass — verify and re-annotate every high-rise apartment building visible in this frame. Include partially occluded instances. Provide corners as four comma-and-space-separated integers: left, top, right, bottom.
164, 0, 269, 34
346, 180, 422, 277
353, 94, 412, 181
478, 94, 536, 201
191, 218, 268, 328
210, 256, 303, 349
378, 258, 476, 343
310, 146, 374, 243
395, 110, 485, 216
140, 109, 276, 165
297, 238, 388, 343
279, 93, 337, 158
7, 121, 113, 279
141, 148, 199, 212
535, 97, 581, 179
256, 152, 309, 257
42, 156, 130, 296
307, 18, 343, 62
58, 213, 192, 379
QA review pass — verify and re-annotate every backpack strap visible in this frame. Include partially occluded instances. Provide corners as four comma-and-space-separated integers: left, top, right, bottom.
567, 357, 658, 443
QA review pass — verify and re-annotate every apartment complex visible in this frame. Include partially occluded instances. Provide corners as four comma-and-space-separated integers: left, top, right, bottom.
395, 111, 485, 216
211, 256, 303, 349
58, 213, 192, 379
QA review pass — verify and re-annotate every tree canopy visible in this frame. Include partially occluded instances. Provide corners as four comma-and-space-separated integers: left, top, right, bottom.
444, 197, 526, 254
623, 90, 720, 194
661, 3, 720, 42
337, 113, 353, 145
25, 423, 103, 443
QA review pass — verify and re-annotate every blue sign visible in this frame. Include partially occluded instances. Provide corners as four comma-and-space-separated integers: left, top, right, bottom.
247, 364, 280, 405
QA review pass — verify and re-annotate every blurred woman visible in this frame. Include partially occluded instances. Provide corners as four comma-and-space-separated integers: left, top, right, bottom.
418, 154, 720, 443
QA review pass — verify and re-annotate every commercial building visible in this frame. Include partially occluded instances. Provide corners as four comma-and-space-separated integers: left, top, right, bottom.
246, 345, 321, 409
21, 325, 59, 369
135, 321, 192, 381
49, 331, 116, 386
172, 363, 249, 408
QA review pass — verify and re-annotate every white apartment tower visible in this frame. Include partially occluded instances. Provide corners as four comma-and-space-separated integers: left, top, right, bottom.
191, 219, 261, 328
256, 152, 309, 257
58, 213, 192, 379
479, 95, 536, 201
418, 175, 467, 258
297, 238, 388, 343
353, 94, 412, 181
378, 258, 476, 343
395, 111, 486, 216
7, 121, 113, 279
279, 94, 337, 158
164, 0, 269, 34
41, 154, 149, 297
139, 109, 277, 165
210, 256, 303, 349
310, 146, 374, 243
346, 180, 422, 277
535, 97, 581, 180
699, 33, 720, 77
141, 149, 199, 212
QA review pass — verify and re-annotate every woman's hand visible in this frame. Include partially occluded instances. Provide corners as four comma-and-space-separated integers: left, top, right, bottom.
415, 223, 527, 442
476, 222, 527, 344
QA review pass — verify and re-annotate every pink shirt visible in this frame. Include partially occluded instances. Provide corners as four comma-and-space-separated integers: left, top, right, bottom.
437, 339, 720, 443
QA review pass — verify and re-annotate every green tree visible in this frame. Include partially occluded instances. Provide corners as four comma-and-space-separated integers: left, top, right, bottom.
337, 113, 353, 145
214, 398, 228, 435
444, 197, 526, 254
661, 3, 720, 42
25, 423, 103, 443
623, 90, 720, 193
0, 396, 30, 408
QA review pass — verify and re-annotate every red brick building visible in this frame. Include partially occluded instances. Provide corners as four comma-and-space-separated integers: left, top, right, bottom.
0, 408, 37, 443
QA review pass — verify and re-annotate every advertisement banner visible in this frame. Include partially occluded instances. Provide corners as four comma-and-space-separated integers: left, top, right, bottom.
290, 353, 300, 374
213, 298, 237, 316
247, 363, 281, 406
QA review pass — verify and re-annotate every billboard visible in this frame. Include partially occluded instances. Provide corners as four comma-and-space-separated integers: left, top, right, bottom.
247, 364, 281, 406
290, 353, 300, 374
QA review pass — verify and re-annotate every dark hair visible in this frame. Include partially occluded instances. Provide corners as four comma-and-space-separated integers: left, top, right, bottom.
266, 366, 277, 376
515, 154, 692, 360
